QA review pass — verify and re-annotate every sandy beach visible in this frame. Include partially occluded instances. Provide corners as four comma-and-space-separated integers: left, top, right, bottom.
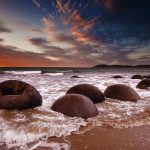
1, 125, 150, 150
68, 125, 150, 150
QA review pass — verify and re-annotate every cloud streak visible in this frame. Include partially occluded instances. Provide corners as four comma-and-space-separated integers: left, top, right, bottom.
0, 20, 12, 33
0, 44, 77, 67
0, 38, 4, 42
32, 0, 41, 8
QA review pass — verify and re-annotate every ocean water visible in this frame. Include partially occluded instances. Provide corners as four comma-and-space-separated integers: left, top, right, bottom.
0, 69, 150, 149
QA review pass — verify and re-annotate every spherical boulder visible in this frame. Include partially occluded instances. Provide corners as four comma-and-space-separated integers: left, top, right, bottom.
66, 84, 105, 103
131, 75, 143, 79
112, 75, 123, 78
104, 84, 140, 102
51, 94, 99, 119
136, 79, 150, 90
0, 80, 42, 110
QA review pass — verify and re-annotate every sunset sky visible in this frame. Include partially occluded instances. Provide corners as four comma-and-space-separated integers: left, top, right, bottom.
0, 0, 150, 67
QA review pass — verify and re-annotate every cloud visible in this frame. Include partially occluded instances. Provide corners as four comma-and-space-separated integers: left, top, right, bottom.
95, 0, 134, 12
0, 20, 12, 33
28, 36, 101, 66
94, 0, 150, 50
29, 37, 49, 46
41, 16, 77, 48
0, 44, 75, 67
40, 14, 136, 66
32, 0, 41, 8
40, 0, 101, 45
0, 43, 94, 67
55, 1, 100, 44
16, 21, 42, 33
28, 37, 65, 53
31, 0, 150, 66
0, 38, 4, 42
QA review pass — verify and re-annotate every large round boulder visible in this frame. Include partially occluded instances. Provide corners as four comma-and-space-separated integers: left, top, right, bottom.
51, 94, 99, 119
104, 84, 140, 102
136, 79, 150, 90
0, 80, 42, 109
131, 75, 143, 79
66, 84, 105, 103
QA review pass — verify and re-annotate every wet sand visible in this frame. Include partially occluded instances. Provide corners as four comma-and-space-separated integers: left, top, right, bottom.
1, 125, 150, 150
68, 125, 150, 150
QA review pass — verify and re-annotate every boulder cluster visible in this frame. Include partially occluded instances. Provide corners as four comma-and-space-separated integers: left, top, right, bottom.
0, 74, 149, 119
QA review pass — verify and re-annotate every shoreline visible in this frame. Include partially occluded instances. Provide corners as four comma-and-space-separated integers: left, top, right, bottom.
1, 125, 150, 150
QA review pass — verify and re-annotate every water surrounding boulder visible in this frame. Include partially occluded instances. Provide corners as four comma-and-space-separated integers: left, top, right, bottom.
51, 94, 99, 119
66, 84, 105, 103
136, 79, 150, 90
112, 75, 123, 78
0, 71, 4, 74
0, 80, 42, 109
104, 84, 140, 102
131, 75, 143, 79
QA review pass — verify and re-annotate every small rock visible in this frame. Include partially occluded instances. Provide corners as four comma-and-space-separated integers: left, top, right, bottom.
71, 75, 80, 78
112, 75, 123, 78
131, 75, 143, 79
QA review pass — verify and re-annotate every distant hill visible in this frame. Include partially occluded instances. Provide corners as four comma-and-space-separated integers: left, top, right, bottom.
92, 65, 150, 68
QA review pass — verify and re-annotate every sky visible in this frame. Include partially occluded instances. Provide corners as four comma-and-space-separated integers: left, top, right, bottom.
0, 0, 150, 67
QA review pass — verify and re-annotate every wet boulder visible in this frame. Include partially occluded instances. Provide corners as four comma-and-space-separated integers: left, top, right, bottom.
51, 94, 99, 119
66, 84, 105, 103
0, 80, 42, 109
136, 79, 150, 90
104, 84, 140, 102
131, 75, 143, 79
143, 75, 150, 79
71, 75, 80, 78
112, 75, 123, 78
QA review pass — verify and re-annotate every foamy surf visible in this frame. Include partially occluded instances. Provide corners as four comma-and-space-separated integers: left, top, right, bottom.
4, 71, 41, 75
0, 70, 150, 149
44, 72, 64, 76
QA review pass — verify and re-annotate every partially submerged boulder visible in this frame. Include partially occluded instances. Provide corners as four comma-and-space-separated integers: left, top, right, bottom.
0, 80, 42, 109
71, 75, 80, 78
143, 75, 150, 79
136, 79, 150, 90
131, 75, 143, 79
51, 94, 99, 119
104, 84, 140, 102
66, 84, 105, 103
112, 75, 123, 78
